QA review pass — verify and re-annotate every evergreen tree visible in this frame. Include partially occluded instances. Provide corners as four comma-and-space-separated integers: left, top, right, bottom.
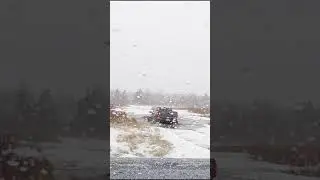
134, 89, 144, 104
121, 90, 129, 105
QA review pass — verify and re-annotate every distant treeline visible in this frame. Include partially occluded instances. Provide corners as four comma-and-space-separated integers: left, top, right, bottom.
110, 88, 210, 108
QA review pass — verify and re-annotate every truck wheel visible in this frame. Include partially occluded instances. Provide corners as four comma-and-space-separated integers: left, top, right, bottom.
171, 122, 178, 129
173, 118, 178, 124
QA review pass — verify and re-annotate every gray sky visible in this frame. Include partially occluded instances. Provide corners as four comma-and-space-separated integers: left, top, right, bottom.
110, 1, 210, 95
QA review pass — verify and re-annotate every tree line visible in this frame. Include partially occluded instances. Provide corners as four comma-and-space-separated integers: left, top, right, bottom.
110, 88, 210, 108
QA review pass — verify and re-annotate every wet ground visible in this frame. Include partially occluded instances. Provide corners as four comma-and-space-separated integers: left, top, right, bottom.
110, 158, 210, 179
110, 152, 320, 180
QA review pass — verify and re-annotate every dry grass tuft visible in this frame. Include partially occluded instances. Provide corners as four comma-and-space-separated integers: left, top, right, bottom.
148, 135, 172, 157
116, 125, 172, 157
110, 110, 134, 124
110, 108, 172, 157
187, 107, 210, 115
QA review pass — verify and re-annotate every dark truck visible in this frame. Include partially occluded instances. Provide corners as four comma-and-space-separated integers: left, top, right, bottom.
146, 107, 178, 128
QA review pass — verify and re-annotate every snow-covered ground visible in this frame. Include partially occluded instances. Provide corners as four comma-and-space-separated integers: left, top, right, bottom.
110, 105, 210, 159
122, 105, 153, 117
111, 106, 320, 179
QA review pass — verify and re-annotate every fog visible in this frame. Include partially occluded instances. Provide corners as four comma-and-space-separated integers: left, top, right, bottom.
110, 1, 210, 95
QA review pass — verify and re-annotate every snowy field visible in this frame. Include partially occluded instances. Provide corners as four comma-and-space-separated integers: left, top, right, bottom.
110, 105, 210, 158
110, 105, 320, 179
111, 105, 320, 179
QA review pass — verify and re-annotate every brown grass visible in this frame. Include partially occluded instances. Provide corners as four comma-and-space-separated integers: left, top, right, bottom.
110, 110, 147, 128
117, 133, 144, 152
187, 107, 210, 115
148, 135, 172, 157
114, 120, 172, 157
110, 110, 134, 124
174, 107, 210, 115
